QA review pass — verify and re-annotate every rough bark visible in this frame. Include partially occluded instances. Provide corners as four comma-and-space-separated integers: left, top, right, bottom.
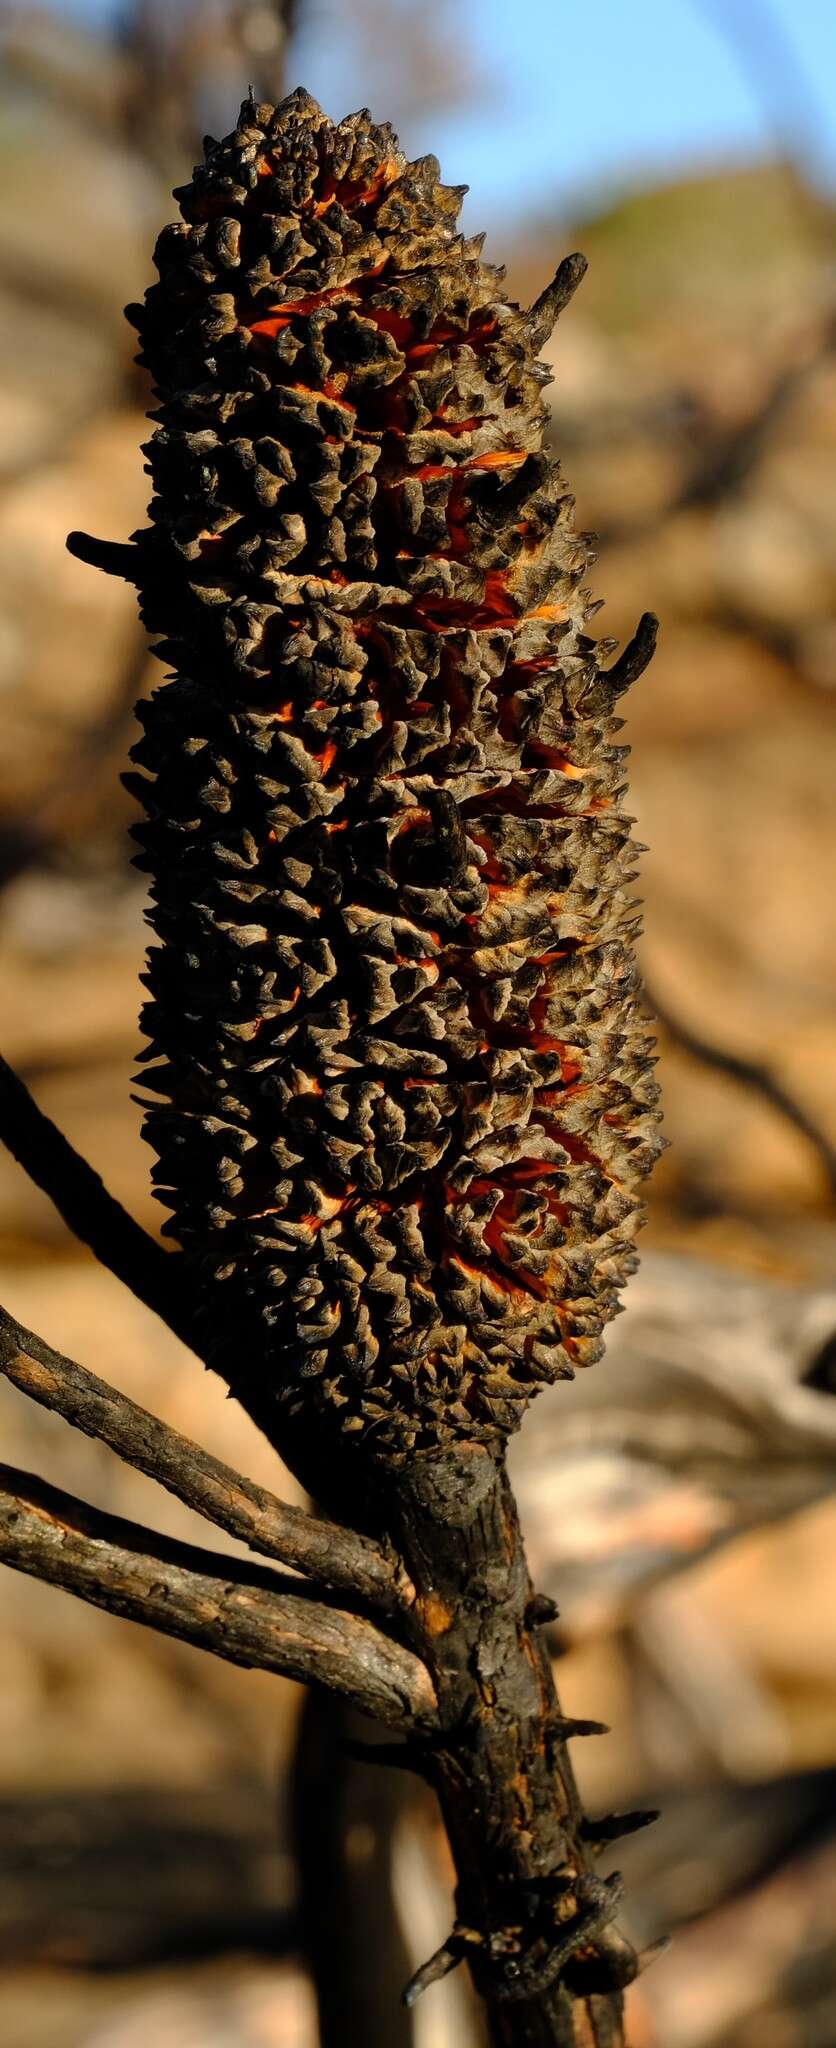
0, 1305, 407, 1612
390, 1447, 639, 2043
0, 1085, 641, 2037
0, 1051, 197, 1349
0, 1464, 436, 1734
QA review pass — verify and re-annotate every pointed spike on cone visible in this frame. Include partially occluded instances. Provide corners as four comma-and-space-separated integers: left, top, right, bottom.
66, 532, 143, 583
526, 252, 588, 348
605, 612, 659, 696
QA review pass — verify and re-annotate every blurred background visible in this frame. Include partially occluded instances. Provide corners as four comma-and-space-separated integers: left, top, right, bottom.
0, 1, 834, 2043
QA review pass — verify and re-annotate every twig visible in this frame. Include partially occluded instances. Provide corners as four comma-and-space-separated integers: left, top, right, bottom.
674, 325, 835, 513
0, 1307, 409, 1614
0, 621, 152, 889
0, 1464, 437, 1735
403, 1935, 464, 2007
66, 532, 143, 582
596, 315, 835, 549
525, 253, 588, 349
0, 1052, 199, 1348
646, 985, 836, 1196
605, 611, 659, 696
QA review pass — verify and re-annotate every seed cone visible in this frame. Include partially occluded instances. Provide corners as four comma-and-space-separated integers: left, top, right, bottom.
92, 89, 662, 1458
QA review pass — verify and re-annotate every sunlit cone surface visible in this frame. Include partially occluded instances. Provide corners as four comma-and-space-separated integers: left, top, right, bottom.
121, 89, 662, 1456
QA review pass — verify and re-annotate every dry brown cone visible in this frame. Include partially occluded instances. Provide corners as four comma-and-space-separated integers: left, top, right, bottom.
70, 88, 663, 2046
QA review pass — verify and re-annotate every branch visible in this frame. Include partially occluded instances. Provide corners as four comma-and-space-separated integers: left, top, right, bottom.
595, 313, 835, 549
605, 611, 658, 696
674, 324, 835, 513
0, 1464, 437, 1735
0, 621, 151, 889
0, 1052, 199, 1349
0, 1307, 409, 1614
646, 985, 836, 1197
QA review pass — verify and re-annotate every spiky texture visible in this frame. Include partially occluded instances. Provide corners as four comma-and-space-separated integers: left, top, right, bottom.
123, 89, 661, 1459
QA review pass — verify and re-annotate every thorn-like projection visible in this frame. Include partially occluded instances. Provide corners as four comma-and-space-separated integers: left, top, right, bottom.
402, 1936, 465, 2007
605, 612, 659, 697
66, 532, 143, 583
581, 1807, 660, 1846
525, 1592, 560, 1628
403, 1875, 626, 2010
526, 252, 589, 348
549, 1714, 610, 1741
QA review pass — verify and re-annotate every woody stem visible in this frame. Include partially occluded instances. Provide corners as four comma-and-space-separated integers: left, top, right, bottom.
388, 1448, 628, 2047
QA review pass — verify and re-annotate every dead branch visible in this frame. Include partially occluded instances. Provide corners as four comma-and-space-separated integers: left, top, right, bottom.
673, 316, 835, 513
595, 312, 835, 550
0, 1307, 408, 1614
0, 623, 153, 887
0, 1051, 199, 1348
0, 1463, 436, 1734
646, 984, 836, 1196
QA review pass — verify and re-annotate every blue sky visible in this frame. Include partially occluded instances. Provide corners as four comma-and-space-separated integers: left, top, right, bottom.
26, 0, 836, 222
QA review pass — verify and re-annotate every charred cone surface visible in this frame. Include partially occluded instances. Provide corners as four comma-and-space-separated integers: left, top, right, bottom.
102, 89, 661, 1459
